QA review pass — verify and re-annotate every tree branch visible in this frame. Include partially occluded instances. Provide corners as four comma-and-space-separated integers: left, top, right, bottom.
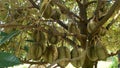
85, 1, 97, 7
53, 1, 82, 20
75, 0, 82, 9
28, 0, 69, 32
83, 0, 87, 5
0, 24, 36, 29
108, 50, 120, 57
0, 19, 54, 29
94, 0, 102, 19
106, 9, 120, 30
21, 60, 47, 65
28, 0, 39, 10
55, 20, 68, 30
91, 0, 120, 35
99, 0, 120, 25
79, 2, 87, 22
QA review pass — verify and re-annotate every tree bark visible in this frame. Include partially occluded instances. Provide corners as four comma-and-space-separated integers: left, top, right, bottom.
82, 55, 94, 68
95, 61, 98, 68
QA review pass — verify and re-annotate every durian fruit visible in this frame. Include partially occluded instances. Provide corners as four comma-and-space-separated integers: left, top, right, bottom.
28, 45, 43, 60
86, 44, 98, 61
71, 48, 83, 68
32, 30, 46, 53
57, 46, 71, 68
43, 45, 58, 63
32, 30, 46, 44
47, 27, 59, 44
95, 40, 108, 60
87, 19, 97, 33
40, 2, 53, 19
48, 34, 59, 44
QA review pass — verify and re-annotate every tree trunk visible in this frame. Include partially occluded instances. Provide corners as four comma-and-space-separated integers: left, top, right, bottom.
95, 61, 98, 68
82, 55, 94, 68
80, 37, 94, 68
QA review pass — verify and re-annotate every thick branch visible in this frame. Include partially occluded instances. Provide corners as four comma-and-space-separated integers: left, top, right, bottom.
94, 0, 102, 19
106, 9, 120, 30
79, 3, 87, 22
75, 0, 82, 10
28, 1, 69, 31
28, 0, 81, 30
83, 0, 87, 5
92, 0, 120, 34
55, 20, 68, 30
99, 0, 120, 25
54, 1, 82, 20
76, 0, 81, 4
28, 0, 39, 10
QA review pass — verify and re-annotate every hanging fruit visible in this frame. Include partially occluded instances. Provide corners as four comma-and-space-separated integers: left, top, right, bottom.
71, 48, 85, 68
28, 45, 43, 60
47, 28, 59, 44
87, 19, 97, 33
43, 45, 58, 63
86, 44, 98, 61
57, 46, 71, 67
40, 2, 53, 19
95, 40, 108, 60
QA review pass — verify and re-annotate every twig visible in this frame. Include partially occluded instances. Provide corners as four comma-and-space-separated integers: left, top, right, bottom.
28, 0, 39, 9
21, 60, 47, 65
0, 24, 36, 29
108, 50, 120, 57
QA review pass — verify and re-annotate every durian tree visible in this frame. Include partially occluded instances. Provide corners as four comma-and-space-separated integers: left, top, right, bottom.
0, 0, 120, 68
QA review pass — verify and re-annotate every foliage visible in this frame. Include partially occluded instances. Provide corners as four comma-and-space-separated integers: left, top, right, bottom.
109, 56, 118, 68
0, 0, 120, 68
0, 51, 21, 67
102, 22, 120, 52
0, 30, 20, 45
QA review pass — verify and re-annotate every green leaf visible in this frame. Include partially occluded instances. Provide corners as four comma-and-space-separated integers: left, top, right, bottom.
0, 30, 20, 45
25, 39, 35, 42
23, 46, 29, 52
0, 51, 22, 67
0, 31, 8, 36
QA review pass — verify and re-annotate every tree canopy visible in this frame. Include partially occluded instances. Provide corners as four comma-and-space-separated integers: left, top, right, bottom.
0, 0, 120, 68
